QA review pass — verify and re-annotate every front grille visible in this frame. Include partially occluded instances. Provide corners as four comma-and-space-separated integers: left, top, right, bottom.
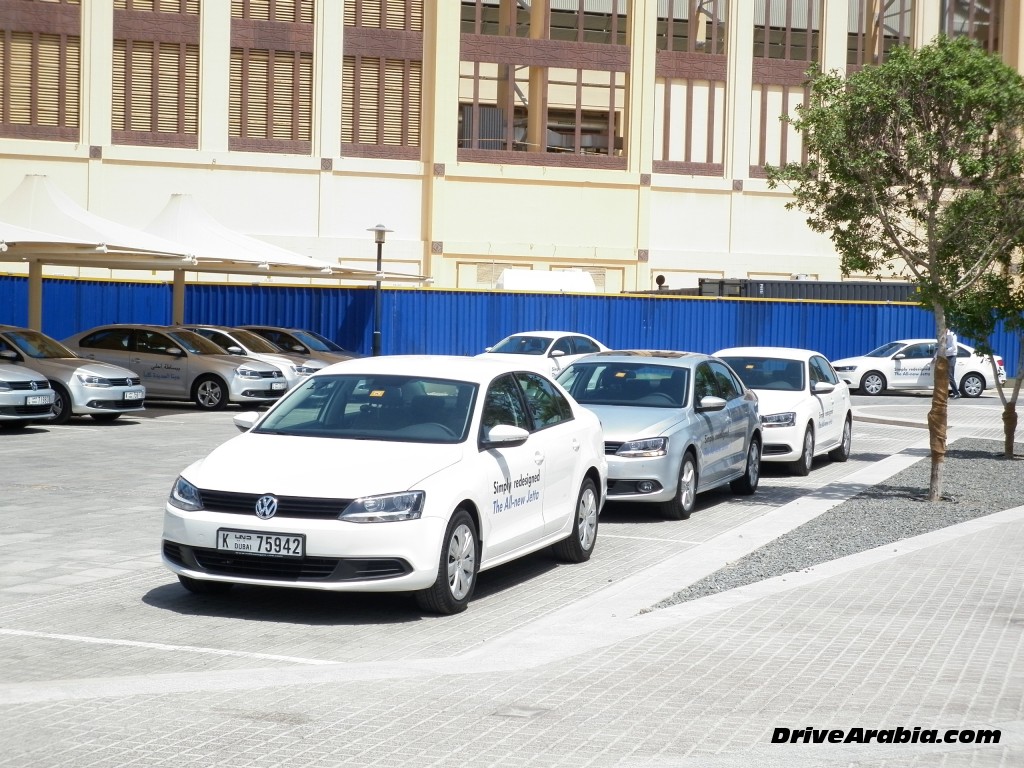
107, 377, 140, 386
88, 399, 146, 410
604, 441, 622, 455
256, 370, 283, 379
199, 489, 353, 519
163, 540, 410, 582
6, 380, 47, 391
0, 404, 52, 416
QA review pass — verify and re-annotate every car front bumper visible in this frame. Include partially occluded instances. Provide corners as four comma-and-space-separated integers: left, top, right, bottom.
70, 383, 146, 415
162, 505, 447, 592
228, 377, 288, 404
603, 452, 678, 503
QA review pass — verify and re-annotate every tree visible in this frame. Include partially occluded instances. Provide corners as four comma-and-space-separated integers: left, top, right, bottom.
766, 36, 1024, 500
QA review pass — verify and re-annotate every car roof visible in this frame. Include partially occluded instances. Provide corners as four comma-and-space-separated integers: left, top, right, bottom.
315, 354, 562, 382
571, 350, 708, 365
501, 330, 595, 339
715, 346, 822, 361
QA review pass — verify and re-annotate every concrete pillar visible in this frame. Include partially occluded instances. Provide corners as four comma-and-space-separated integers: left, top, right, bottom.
199, 1, 231, 152
526, 1, 550, 154
172, 269, 186, 325
822, 0, 851, 74
81, 0, 113, 149
723, 0, 755, 182
28, 260, 43, 330
314, 0, 344, 158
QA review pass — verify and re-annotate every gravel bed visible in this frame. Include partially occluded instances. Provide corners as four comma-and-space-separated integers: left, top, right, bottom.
650, 438, 1024, 610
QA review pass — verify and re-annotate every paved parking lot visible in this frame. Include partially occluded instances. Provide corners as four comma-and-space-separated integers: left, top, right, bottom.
1, 395, 1021, 766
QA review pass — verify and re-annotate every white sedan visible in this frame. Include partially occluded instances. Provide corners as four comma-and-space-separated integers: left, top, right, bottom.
715, 347, 853, 476
162, 355, 607, 615
831, 339, 1006, 398
476, 331, 607, 376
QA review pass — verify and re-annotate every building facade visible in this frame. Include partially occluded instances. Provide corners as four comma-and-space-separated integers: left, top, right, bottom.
0, 0, 1019, 293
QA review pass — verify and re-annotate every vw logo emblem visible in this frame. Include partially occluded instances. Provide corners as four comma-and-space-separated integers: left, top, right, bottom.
254, 495, 278, 520
30, 380, 38, 391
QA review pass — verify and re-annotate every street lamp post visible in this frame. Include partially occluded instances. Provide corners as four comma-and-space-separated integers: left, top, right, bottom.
367, 224, 391, 356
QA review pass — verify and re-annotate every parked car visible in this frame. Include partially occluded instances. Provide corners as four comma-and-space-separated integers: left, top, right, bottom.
0, 360, 55, 429
186, 325, 326, 389
240, 326, 360, 365
831, 339, 1006, 398
64, 325, 288, 411
557, 350, 761, 520
161, 355, 606, 614
476, 331, 608, 376
715, 347, 852, 475
0, 325, 144, 424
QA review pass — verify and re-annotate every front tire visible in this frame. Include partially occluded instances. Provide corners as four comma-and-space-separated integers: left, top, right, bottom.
49, 381, 72, 424
659, 453, 697, 520
828, 415, 852, 462
789, 426, 814, 476
193, 375, 228, 411
860, 371, 886, 396
959, 372, 984, 398
415, 509, 478, 615
553, 478, 599, 562
730, 437, 761, 495
177, 574, 233, 595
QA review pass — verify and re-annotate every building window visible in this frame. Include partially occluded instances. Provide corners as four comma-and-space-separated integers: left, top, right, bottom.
750, 0, 822, 178
943, 0, 1000, 53
847, 0, 913, 70
341, 0, 424, 160
458, 0, 628, 169
0, 0, 81, 142
113, 0, 199, 148
653, 0, 727, 176
229, 0, 314, 154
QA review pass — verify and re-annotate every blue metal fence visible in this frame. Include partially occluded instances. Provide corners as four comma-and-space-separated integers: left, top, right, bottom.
1, 275, 1018, 375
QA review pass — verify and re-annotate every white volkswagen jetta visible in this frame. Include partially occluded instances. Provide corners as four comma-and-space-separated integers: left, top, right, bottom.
715, 347, 853, 476
162, 355, 607, 614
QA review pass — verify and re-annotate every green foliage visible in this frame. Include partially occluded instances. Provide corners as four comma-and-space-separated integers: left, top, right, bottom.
766, 36, 1024, 309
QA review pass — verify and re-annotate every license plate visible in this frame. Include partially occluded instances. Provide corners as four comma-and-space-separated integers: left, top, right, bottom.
217, 529, 305, 557
124, 390, 144, 401
26, 394, 53, 406
271, 381, 287, 391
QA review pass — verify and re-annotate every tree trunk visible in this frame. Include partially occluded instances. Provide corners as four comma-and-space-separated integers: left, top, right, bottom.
1004, 403, 1019, 458
927, 309, 949, 501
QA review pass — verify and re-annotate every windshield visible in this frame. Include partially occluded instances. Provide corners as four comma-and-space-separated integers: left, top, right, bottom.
254, 374, 477, 444
865, 342, 905, 358
558, 362, 688, 407
229, 329, 283, 354
489, 336, 552, 356
719, 356, 804, 392
167, 329, 231, 355
2, 329, 76, 359
292, 330, 348, 353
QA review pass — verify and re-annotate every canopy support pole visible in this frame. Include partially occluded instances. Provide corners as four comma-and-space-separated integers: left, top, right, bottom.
28, 260, 43, 330
172, 269, 185, 325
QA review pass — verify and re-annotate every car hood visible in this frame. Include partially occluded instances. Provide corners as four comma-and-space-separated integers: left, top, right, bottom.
830, 356, 870, 368
182, 434, 465, 498
581, 404, 685, 440
22, 356, 139, 380
750, 389, 803, 415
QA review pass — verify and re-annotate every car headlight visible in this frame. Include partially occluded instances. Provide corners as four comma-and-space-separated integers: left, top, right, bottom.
291, 364, 317, 376
832, 365, 856, 372
761, 412, 796, 427
235, 366, 263, 380
168, 476, 203, 511
0, 381, 11, 392
77, 373, 112, 387
341, 491, 424, 523
616, 437, 668, 457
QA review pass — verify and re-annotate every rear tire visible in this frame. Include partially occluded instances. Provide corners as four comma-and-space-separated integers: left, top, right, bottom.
553, 478, 599, 562
49, 381, 72, 424
730, 437, 761, 495
959, 372, 984, 398
659, 453, 697, 520
193, 375, 228, 411
828, 416, 852, 462
177, 574, 233, 595
415, 509, 478, 615
789, 426, 814, 476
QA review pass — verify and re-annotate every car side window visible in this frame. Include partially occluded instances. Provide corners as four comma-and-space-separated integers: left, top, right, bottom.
515, 372, 573, 429
481, 375, 531, 436
573, 336, 601, 354
902, 343, 933, 359
956, 345, 970, 358
811, 356, 839, 385
137, 331, 176, 355
79, 328, 132, 351
708, 361, 741, 400
693, 363, 720, 404
198, 329, 232, 350
551, 337, 573, 356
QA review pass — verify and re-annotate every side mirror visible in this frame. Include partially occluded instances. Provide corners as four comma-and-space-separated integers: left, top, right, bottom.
696, 395, 727, 412
549, 349, 565, 358
233, 412, 260, 432
484, 346, 493, 353
226, 345, 245, 355
0, 349, 17, 361
166, 347, 184, 356
291, 345, 306, 353
481, 423, 529, 448
812, 381, 836, 394
893, 353, 906, 360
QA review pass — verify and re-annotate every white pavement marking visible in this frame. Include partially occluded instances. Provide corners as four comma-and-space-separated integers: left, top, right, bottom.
0, 628, 334, 666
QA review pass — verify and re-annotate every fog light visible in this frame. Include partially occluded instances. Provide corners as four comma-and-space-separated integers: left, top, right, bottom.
637, 481, 655, 493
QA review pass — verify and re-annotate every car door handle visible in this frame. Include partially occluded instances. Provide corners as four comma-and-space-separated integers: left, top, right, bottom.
534, 451, 545, 465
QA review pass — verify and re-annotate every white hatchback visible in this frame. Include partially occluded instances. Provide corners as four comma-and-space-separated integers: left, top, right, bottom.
162, 355, 607, 614
831, 339, 1006, 398
716, 347, 853, 476
476, 331, 607, 377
